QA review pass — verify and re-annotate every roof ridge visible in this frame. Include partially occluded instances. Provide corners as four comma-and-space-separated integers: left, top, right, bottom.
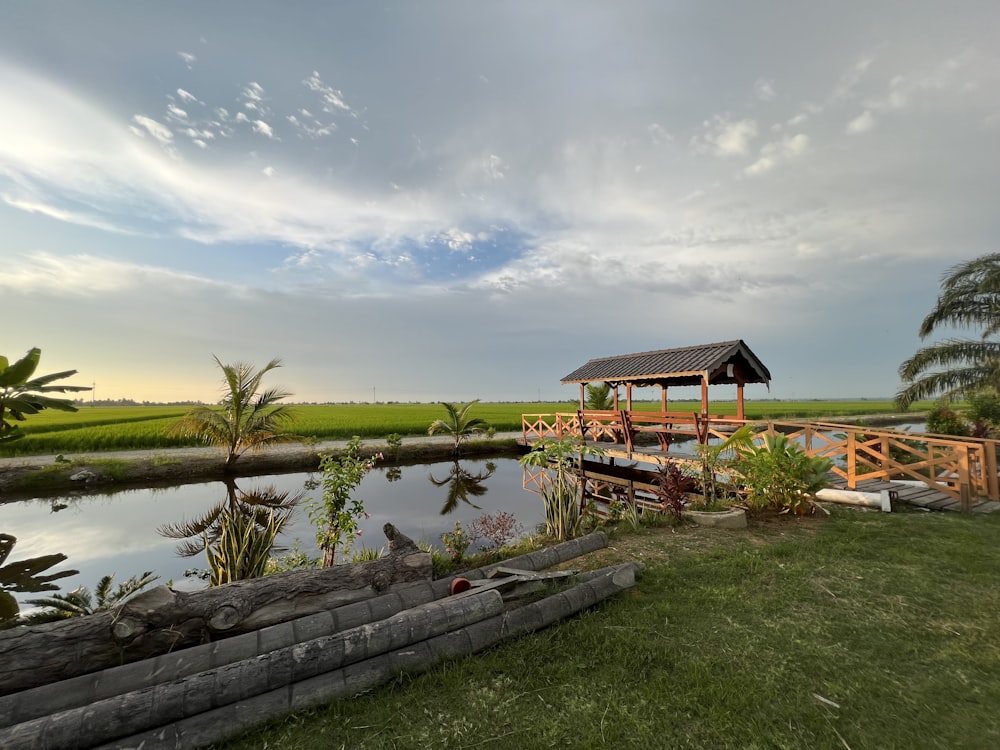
586, 340, 742, 363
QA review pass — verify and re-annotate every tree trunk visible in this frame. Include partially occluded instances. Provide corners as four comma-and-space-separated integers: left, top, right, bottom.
0, 590, 507, 750
0, 530, 610, 718
0, 523, 430, 696
95, 563, 640, 750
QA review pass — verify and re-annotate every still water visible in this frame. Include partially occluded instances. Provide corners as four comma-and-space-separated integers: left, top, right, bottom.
1, 458, 543, 610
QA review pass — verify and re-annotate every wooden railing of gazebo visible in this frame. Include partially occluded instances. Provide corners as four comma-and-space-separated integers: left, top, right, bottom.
521, 411, 1000, 507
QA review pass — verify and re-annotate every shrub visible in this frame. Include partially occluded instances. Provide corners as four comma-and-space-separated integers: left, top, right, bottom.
470, 511, 523, 553
735, 433, 833, 514
440, 521, 474, 563
651, 461, 696, 521
926, 406, 970, 437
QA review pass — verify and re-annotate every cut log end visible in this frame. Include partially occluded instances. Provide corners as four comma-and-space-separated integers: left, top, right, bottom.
383, 523, 419, 554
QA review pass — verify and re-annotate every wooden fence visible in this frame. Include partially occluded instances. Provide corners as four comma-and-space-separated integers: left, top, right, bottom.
521, 411, 1000, 506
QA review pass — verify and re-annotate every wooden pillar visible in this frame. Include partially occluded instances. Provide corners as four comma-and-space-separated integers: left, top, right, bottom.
626, 383, 633, 411
700, 374, 708, 416
612, 385, 619, 410
736, 382, 745, 420
660, 386, 667, 413
579, 384, 585, 410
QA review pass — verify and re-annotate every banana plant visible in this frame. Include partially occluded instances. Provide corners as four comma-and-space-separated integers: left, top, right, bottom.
0, 348, 90, 443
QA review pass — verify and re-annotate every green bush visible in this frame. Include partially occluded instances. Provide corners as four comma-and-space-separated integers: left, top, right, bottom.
735, 433, 833, 514
926, 405, 970, 436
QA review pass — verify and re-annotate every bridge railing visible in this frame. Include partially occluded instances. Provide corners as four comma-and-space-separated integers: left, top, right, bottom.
521, 411, 1000, 506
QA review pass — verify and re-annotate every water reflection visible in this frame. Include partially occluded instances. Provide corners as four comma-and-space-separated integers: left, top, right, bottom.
0, 458, 544, 610
428, 460, 497, 514
0, 533, 78, 623
157, 478, 301, 575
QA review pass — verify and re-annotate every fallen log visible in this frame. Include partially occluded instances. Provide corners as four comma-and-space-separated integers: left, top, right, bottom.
0, 590, 507, 750
0, 530, 609, 723
97, 562, 641, 750
0, 523, 430, 696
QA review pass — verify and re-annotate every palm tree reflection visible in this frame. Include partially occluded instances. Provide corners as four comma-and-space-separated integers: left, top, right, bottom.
428, 461, 496, 515
157, 478, 300, 566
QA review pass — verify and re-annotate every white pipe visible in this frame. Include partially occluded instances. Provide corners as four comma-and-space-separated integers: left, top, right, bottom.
816, 488, 892, 512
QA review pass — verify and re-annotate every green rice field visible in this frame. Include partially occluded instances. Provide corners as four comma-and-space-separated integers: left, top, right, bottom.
0, 400, 933, 458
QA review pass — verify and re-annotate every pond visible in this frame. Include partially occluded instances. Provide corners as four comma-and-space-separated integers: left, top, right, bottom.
1, 457, 545, 614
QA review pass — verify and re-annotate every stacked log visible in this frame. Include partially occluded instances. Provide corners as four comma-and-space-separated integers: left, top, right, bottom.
0, 527, 631, 750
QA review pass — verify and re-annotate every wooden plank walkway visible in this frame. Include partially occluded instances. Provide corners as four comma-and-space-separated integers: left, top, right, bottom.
828, 477, 1000, 513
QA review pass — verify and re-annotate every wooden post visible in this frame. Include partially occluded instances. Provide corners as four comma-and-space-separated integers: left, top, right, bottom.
612, 384, 619, 410
660, 385, 667, 413
700, 374, 708, 416
579, 384, 585, 410
626, 383, 633, 411
736, 382, 744, 420
959, 448, 972, 513
847, 431, 857, 489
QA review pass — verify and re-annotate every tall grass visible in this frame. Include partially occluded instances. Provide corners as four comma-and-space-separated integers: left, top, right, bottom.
0, 400, 934, 457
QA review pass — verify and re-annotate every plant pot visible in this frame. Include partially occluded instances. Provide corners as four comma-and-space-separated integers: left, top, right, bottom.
682, 507, 747, 529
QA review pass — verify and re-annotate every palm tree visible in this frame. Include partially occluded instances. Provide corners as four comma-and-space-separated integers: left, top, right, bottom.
22, 571, 158, 624
585, 383, 614, 410
427, 400, 490, 456
896, 253, 1000, 409
0, 348, 90, 443
170, 356, 297, 467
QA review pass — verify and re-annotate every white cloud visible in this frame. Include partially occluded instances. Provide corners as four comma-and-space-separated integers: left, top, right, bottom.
177, 51, 197, 69
754, 78, 777, 101
485, 154, 507, 180
744, 133, 809, 176
176, 88, 201, 104
647, 123, 673, 145
129, 115, 174, 148
692, 116, 758, 157
846, 110, 875, 134
442, 228, 475, 251
303, 71, 353, 114
166, 103, 188, 122
0, 251, 229, 295
252, 120, 276, 139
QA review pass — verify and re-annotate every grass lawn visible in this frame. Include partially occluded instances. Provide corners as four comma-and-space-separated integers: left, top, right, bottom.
212, 507, 1000, 750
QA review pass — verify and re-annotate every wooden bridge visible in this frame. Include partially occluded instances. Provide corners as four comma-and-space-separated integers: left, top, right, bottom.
521, 410, 1000, 513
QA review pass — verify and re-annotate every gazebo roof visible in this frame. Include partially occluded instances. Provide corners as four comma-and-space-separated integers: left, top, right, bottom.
561, 340, 771, 388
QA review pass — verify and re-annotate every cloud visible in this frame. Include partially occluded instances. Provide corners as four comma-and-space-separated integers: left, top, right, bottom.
252, 120, 276, 139
177, 51, 197, 69
754, 78, 777, 101
647, 123, 673, 145
129, 115, 174, 149
303, 71, 353, 114
0, 251, 231, 296
846, 110, 875, 134
177, 88, 200, 104
744, 133, 809, 176
692, 116, 758, 157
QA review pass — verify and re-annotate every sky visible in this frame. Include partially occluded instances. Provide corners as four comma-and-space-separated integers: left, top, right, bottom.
2, 1, 999, 405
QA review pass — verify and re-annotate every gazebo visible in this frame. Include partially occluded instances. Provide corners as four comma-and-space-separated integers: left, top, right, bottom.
560, 339, 771, 420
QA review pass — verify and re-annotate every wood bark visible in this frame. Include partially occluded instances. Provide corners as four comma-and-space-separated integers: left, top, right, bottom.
96, 562, 640, 750
0, 590, 506, 750
0, 523, 430, 696
0, 530, 609, 722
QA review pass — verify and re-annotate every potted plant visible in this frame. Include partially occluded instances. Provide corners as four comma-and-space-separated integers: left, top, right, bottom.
683, 424, 756, 528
